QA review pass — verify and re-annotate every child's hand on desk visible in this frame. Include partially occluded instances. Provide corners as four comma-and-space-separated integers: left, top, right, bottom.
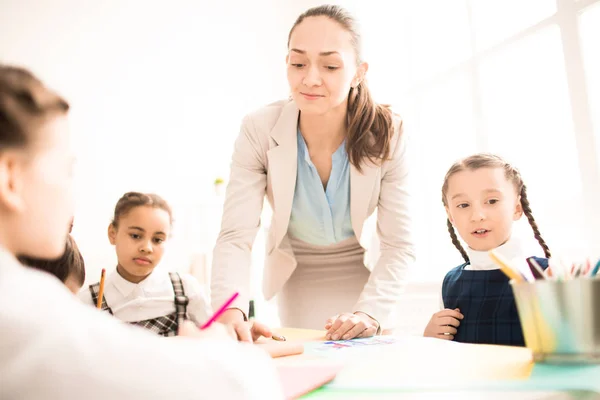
325, 312, 379, 340
423, 308, 463, 340
178, 321, 236, 340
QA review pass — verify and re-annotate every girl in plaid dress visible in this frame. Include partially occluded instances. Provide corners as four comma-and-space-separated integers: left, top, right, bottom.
78, 192, 212, 337
424, 154, 551, 346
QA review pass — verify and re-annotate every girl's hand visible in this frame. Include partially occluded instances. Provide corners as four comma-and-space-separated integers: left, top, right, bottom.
423, 308, 463, 340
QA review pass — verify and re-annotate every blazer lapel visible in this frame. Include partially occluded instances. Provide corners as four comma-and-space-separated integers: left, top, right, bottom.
267, 101, 299, 248
350, 160, 379, 242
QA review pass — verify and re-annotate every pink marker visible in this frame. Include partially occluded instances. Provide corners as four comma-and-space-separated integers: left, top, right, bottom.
200, 292, 240, 330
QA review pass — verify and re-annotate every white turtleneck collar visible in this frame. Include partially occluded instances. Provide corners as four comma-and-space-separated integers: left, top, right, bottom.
0, 245, 19, 269
464, 235, 525, 271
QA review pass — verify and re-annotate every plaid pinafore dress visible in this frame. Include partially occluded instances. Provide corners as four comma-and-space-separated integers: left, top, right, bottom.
89, 272, 189, 337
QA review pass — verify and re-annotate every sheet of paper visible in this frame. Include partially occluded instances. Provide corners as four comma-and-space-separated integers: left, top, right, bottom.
300, 334, 600, 393
276, 363, 343, 399
304, 335, 534, 388
304, 336, 401, 358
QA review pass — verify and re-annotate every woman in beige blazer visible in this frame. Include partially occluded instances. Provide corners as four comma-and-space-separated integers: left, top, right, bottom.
212, 5, 415, 341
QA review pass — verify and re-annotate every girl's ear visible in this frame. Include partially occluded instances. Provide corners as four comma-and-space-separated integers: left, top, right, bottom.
108, 223, 117, 245
514, 195, 523, 221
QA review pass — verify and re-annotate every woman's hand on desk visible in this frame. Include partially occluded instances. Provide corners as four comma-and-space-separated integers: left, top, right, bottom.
324, 312, 379, 340
233, 321, 273, 343
216, 310, 274, 343
423, 308, 464, 340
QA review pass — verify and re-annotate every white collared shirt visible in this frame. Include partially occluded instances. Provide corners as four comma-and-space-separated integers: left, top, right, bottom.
439, 236, 526, 309
78, 268, 211, 325
0, 247, 283, 400
463, 236, 524, 271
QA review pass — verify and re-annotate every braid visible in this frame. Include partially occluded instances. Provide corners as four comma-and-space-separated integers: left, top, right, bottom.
447, 219, 469, 263
520, 185, 551, 259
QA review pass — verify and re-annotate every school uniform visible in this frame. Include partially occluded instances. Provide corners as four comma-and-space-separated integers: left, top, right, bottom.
0, 246, 283, 400
440, 237, 548, 346
78, 268, 211, 337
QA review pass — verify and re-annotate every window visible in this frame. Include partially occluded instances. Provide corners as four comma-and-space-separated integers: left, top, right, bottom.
479, 25, 585, 258
470, 0, 556, 50
580, 3, 600, 165
355, 0, 600, 281
410, 73, 478, 280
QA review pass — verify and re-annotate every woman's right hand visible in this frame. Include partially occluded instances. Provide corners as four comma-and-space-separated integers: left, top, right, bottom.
423, 308, 463, 340
217, 309, 273, 343
217, 308, 248, 337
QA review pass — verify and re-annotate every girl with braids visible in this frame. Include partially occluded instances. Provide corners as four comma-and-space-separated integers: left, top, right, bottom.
212, 4, 414, 341
0, 65, 282, 399
423, 153, 550, 346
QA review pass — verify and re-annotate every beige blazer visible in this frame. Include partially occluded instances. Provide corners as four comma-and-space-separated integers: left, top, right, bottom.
211, 99, 415, 328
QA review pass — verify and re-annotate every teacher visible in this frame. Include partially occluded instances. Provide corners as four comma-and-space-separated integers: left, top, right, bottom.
212, 4, 414, 341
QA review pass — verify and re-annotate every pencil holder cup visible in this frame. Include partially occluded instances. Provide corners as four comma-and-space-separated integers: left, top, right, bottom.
511, 278, 600, 364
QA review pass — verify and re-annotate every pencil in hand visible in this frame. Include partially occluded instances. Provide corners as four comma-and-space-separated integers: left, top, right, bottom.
96, 268, 106, 309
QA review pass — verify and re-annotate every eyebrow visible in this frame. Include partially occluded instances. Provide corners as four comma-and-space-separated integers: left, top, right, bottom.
290, 48, 340, 56
450, 189, 502, 201
128, 226, 166, 236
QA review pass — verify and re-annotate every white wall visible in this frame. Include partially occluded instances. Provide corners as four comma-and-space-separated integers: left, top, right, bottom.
0, 0, 365, 327
0, 0, 312, 283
